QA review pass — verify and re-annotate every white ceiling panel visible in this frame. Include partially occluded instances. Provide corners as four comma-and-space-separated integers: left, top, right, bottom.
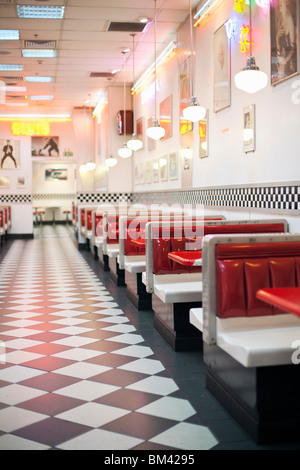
0, 0, 190, 113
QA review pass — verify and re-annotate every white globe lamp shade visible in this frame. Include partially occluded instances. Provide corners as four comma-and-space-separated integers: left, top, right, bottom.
183, 96, 206, 122
118, 144, 133, 159
146, 118, 165, 140
105, 155, 118, 167
85, 162, 96, 171
234, 57, 268, 93
127, 134, 143, 151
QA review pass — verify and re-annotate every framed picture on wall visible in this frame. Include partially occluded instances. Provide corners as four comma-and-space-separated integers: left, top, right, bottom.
0, 139, 20, 169
152, 159, 159, 183
32, 136, 59, 157
160, 95, 172, 139
213, 22, 231, 112
169, 152, 178, 180
243, 105, 255, 153
199, 110, 209, 159
159, 155, 168, 182
17, 176, 25, 188
0, 175, 10, 188
136, 117, 144, 150
270, 0, 298, 85
45, 168, 68, 181
179, 58, 192, 134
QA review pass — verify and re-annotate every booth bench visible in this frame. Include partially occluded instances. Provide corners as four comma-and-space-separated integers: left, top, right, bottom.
201, 233, 300, 444
143, 219, 288, 351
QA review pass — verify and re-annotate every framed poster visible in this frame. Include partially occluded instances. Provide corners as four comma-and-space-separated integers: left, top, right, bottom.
199, 110, 209, 159
0, 139, 20, 169
179, 58, 192, 134
152, 158, 159, 183
145, 161, 152, 184
159, 155, 168, 182
17, 176, 26, 188
270, 0, 298, 85
169, 152, 178, 180
243, 105, 255, 153
32, 136, 59, 157
213, 23, 231, 112
160, 95, 172, 139
147, 117, 156, 151
136, 117, 144, 150
45, 168, 67, 181
0, 176, 10, 188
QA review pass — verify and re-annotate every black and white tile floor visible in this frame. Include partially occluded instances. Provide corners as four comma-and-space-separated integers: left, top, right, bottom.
0, 226, 300, 451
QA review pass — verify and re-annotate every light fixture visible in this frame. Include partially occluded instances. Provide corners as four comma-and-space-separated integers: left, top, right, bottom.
138, 16, 149, 24
22, 49, 58, 58
29, 95, 53, 100
183, 0, 206, 122
146, 0, 165, 141
234, 0, 268, 93
118, 50, 133, 159
85, 161, 96, 171
105, 155, 118, 168
25, 77, 54, 83
127, 34, 143, 152
0, 65, 23, 71
0, 30, 20, 40
17, 6, 65, 19
193, 0, 226, 27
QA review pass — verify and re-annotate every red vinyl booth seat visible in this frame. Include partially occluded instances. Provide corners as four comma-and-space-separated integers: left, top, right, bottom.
152, 222, 287, 277
216, 241, 300, 319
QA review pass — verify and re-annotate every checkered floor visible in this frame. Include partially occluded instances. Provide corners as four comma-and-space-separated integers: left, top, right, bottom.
0, 226, 219, 450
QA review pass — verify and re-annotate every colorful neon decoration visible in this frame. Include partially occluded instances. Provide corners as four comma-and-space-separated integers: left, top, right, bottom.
255, 0, 270, 7
239, 24, 250, 53
234, 0, 247, 14
12, 121, 51, 136
225, 19, 238, 40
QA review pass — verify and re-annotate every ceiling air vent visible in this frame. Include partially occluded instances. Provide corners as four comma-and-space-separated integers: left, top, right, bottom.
23, 40, 57, 49
90, 72, 115, 79
107, 22, 147, 33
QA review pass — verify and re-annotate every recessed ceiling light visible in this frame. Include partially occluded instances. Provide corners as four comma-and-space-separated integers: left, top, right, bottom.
25, 76, 54, 83
0, 30, 20, 40
0, 65, 23, 71
29, 95, 53, 100
22, 49, 57, 58
138, 16, 149, 23
17, 6, 65, 19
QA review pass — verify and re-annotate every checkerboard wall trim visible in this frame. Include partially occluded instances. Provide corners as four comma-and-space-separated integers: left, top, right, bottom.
132, 184, 300, 211
0, 194, 32, 204
33, 193, 76, 201
77, 193, 133, 204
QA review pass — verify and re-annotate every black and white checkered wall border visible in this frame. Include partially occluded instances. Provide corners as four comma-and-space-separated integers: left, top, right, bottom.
0, 194, 32, 204
77, 193, 133, 204
33, 193, 76, 201
133, 184, 300, 212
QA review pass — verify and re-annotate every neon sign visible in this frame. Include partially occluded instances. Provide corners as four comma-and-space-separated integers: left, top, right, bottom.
234, 0, 246, 14
239, 24, 250, 53
12, 121, 51, 136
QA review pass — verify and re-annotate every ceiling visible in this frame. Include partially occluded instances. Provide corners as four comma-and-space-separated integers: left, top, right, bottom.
0, 0, 193, 115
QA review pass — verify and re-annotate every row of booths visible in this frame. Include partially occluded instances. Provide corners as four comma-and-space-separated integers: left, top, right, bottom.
73, 202, 300, 446
0, 206, 11, 246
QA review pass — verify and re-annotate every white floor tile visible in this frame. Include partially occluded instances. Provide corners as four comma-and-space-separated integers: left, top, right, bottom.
127, 376, 179, 396
0, 434, 50, 450
119, 358, 165, 375
0, 407, 48, 433
0, 384, 46, 405
53, 348, 104, 361
55, 380, 120, 401
107, 333, 144, 345
137, 397, 196, 421
57, 429, 143, 451
5, 351, 44, 365
56, 402, 130, 428
0, 365, 45, 383
55, 362, 111, 379
112, 345, 154, 358
150, 422, 219, 450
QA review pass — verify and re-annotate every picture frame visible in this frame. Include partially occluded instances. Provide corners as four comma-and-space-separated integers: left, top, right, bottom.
145, 160, 152, 184
169, 152, 178, 180
32, 136, 59, 158
179, 58, 192, 134
160, 95, 172, 139
0, 175, 10, 189
45, 168, 68, 181
152, 158, 159, 183
17, 176, 26, 188
0, 139, 20, 169
199, 110, 209, 159
243, 105, 255, 153
270, 0, 298, 86
136, 117, 144, 150
159, 155, 168, 182
213, 22, 231, 113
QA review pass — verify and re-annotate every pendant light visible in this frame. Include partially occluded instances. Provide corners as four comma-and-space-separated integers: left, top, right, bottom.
234, 0, 268, 93
118, 49, 133, 158
183, 0, 206, 123
105, 155, 117, 168
146, 0, 165, 141
127, 34, 143, 151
